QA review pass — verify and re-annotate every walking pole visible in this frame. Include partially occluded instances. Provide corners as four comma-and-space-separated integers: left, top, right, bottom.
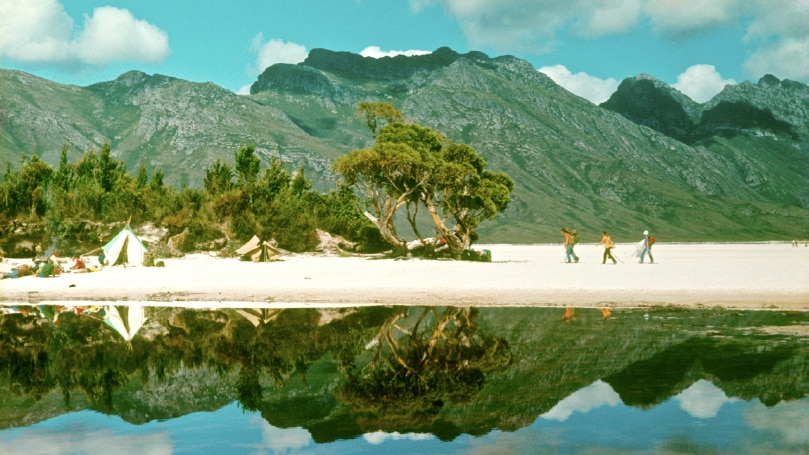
613, 252, 625, 264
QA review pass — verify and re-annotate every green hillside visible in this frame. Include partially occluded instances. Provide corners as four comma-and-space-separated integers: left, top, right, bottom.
1, 47, 807, 242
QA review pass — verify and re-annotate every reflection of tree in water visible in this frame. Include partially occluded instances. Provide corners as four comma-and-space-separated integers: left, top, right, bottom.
0, 310, 53, 400
335, 307, 514, 428
2, 306, 808, 438
0, 309, 132, 413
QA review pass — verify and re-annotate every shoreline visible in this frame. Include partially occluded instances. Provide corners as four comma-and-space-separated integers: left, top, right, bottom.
2, 243, 807, 310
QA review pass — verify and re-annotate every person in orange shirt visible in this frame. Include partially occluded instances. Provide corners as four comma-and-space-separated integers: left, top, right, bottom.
596, 230, 617, 264
561, 228, 579, 263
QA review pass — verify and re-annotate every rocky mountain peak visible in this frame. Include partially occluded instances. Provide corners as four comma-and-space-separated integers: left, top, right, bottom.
600, 75, 700, 142
758, 74, 781, 88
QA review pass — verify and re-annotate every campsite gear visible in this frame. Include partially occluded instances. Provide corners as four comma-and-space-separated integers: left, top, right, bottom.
236, 235, 280, 262
103, 225, 148, 266
634, 239, 645, 257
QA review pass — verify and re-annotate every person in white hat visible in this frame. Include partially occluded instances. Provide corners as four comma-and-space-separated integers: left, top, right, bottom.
640, 230, 655, 263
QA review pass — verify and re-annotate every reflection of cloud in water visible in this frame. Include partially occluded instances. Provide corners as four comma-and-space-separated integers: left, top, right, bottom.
0, 425, 172, 455
675, 380, 737, 419
745, 400, 809, 446
249, 415, 312, 454
363, 431, 434, 445
464, 429, 564, 455
540, 379, 621, 421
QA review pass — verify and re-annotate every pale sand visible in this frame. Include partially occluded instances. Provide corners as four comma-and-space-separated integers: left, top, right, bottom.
1, 243, 807, 310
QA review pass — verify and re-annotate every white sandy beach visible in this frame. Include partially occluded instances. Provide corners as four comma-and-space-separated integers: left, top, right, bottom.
1, 243, 807, 309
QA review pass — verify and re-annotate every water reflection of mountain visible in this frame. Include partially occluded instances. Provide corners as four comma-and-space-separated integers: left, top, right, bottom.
0, 306, 806, 440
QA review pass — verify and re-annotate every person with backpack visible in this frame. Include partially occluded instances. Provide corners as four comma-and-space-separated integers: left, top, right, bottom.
596, 230, 617, 264
562, 228, 579, 263
640, 230, 655, 264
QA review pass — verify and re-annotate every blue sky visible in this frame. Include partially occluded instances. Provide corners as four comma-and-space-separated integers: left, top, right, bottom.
1, 0, 807, 104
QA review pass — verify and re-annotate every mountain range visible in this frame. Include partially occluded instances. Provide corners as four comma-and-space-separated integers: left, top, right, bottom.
1, 47, 807, 242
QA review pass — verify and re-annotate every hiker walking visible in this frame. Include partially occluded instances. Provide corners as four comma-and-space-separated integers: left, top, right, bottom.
596, 230, 617, 264
562, 228, 579, 263
639, 230, 655, 264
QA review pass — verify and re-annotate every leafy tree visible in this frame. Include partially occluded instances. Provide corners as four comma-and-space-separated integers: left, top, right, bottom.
52, 143, 75, 193
357, 101, 403, 139
335, 102, 514, 257
234, 145, 261, 186
203, 159, 234, 196
427, 143, 514, 252
290, 162, 311, 196
135, 164, 149, 188
12, 154, 54, 219
334, 120, 441, 253
98, 143, 124, 193
254, 155, 291, 203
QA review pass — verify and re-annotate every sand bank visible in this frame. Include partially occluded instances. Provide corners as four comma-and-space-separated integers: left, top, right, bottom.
1, 243, 807, 310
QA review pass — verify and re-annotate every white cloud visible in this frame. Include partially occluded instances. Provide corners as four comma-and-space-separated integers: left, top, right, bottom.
427, 0, 754, 46
744, 0, 809, 40
360, 46, 432, 59
540, 380, 622, 421
743, 37, 809, 81
73, 7, 170, 65
539, 64, 619, 104
249, 34, 308, 74
745, 399, 809, 447
573, 0, 644, 38
673, 64, 736, 102
250, 416, 313, 453
363, 431, 434, 445
410, 1, 649, 52
675, 380, 737, 419
0, 0, 169, 67
0, 0, 72, 63
0, 425, 173, 455
644, 0, 741, 37
418, 1, 809, 82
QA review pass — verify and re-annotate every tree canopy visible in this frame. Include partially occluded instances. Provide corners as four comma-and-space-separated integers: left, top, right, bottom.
334, 102, 514, 257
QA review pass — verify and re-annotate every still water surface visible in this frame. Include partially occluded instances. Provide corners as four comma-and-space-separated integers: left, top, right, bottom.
1, 305, 807, 454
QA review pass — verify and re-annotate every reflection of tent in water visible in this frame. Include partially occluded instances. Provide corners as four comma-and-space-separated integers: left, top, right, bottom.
104, 305, 146, 348
103, 224, 148, 266
234, 308, 283, 326
236, 235, 280, 262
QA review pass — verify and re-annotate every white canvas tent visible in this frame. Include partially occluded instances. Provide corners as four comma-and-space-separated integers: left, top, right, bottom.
103, 224, 148, 266
236, 235, 280, 262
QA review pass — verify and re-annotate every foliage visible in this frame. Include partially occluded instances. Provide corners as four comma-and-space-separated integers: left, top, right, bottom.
356, 101, 404, 139
334, 307, 514, 425
334, 102, 514, 257
0, 141, 378, 255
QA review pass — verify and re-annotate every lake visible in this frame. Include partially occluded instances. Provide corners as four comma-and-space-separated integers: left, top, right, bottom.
1, 305, 807, 454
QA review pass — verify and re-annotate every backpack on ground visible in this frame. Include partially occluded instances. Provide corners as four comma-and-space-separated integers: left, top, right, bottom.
570, 229, 579, 245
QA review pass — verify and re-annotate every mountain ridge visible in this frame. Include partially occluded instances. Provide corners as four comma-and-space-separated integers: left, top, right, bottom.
1, 47, 807, 242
